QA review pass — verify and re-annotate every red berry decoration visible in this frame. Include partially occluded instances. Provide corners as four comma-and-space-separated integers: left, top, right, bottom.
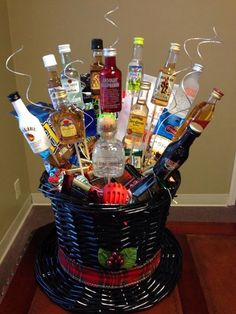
106, 251, 124, 269
103, 182, 129, 204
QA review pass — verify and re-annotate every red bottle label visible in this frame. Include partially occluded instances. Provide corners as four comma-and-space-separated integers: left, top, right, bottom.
100, 77, 122, 112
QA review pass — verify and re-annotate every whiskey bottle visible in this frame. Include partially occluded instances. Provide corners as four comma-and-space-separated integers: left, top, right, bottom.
90, 38, 104, 96
42, 54, 64, 108
173, 88, 224, 140
151, 43, 180, 107
49, 90, 85, 145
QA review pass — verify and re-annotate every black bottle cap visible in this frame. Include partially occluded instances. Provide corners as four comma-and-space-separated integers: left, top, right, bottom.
8, 91, 20, 102
91, 38, 103, 50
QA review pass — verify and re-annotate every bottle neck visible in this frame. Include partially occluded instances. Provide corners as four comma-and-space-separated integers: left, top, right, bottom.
178, 127, 200, 147
164, 49, 179, 69
137, 88, 150, 105
104, 56, 117, 67
46, 65, 60, 80
60, 51, 72, 67
207, 93, 220, 105
54, 97, 68, 111
92, 49, 103, 62
100, 130, 116, 140
132, 44, 143, 61
11, 97, 30, 117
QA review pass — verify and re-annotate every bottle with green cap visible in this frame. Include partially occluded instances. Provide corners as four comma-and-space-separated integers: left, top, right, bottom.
126, 36, 144, 96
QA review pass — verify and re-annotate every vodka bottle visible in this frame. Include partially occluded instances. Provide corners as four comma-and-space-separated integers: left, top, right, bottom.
100, 48, 122, 112
8, 92, 50, 153
173, 88, 224, 140
151, 43, 180, 107
92, 114, 125, 178
42, 54, 64, 109
58, 44, 84, 108
126, 37, 144, 97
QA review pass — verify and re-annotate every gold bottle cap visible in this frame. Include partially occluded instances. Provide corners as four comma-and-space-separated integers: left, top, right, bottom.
170, 43, 181, 52
212, 88, 224, 100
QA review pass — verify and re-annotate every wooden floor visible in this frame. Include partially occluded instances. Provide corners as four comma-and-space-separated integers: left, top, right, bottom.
1, 222, 236, 314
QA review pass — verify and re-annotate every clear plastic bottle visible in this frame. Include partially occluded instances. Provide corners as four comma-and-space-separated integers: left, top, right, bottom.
92, 114, 125, 178
126, 37, 144, 97
58, 44, 84, 109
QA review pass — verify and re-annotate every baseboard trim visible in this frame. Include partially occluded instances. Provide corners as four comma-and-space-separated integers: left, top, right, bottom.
32, 192, 229, 207
0, 195, 33, 264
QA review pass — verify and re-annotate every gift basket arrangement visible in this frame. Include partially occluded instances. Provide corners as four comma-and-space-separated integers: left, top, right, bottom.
7, 15, 224, 312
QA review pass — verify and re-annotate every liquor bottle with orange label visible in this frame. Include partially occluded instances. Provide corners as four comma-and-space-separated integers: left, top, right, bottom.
90, 38, 104, 96
151, 43, 180, 107
173, 88, 224, 140
49, 90, 85, 145
124, 81, 151, 150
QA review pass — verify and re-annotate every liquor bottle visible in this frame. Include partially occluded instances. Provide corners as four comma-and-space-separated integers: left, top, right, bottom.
90, 38, 104, 96
173, 88, 224, 140
49, 90, 85, 145
150, 63, 204, 156
151, 43, 180, 107
100, 48, 122, 112
126, 37, 144, 97
8, 91, 51, 153
42, 54, 64, 109
58, 44, 84, 109
124, 81, 151, 150
92, 114, 125, 178
153, 122, 203, 180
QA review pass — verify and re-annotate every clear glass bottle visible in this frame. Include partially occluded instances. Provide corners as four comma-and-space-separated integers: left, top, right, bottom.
100, 48, 122, 112
153, 122, 203, 180
173, 88, 224, 140
92, 114, 125, 178
58, 44, 84, 109
124, 81, 151, 150
90, 38, 104, 96
8, 91, 51, 154
49, 90, 85, 145
126, 37, 144, 97
42, 54, 64, 109
151, 43, 180, 107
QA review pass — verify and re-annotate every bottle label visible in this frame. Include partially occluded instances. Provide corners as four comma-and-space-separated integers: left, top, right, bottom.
152, 72, 175, 102
150, 134, 171, 155
59, 118, 77, 137
185, 86, 198, 98
21, 126, 50, 154
127, 65, 143, 91
48, 87, 64, 108
100, 77, 121, 111
90, 71, 101, 91
163, 158, 179, 172
61, 79, 83, 105
127, 114, 147, 135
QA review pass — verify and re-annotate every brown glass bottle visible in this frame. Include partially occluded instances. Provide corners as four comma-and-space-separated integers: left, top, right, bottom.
49, 90, 85, 145
90, 39, 104, 96
151, 43, 180, 107
173, 88, 224, 140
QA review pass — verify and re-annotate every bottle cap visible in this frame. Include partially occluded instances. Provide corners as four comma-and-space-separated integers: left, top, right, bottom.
97, 113, 117, 133
170, 43, 181, 52
42, 54, 57, 67
134, 37, 144, 45
140, 81, 151, 90
91, 38, 103, 50
58, 44, 71, 53
212, 88, 224, 99
8, 91, 20, 102
192, 63, 204, 72
103, 47, 117, 57
189, 122, 203, 134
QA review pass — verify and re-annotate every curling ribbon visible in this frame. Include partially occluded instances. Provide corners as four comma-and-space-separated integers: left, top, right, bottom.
5, 46, 52, 110
104, 5, 120, 47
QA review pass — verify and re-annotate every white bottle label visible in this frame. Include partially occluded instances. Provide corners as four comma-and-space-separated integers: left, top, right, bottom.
21, 125, 50, 153
61, 78, 83, 105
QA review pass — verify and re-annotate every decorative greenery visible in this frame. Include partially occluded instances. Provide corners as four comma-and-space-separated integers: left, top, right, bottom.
98, 247, 137, 270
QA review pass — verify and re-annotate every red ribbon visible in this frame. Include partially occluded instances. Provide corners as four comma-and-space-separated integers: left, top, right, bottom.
58, 247, 161, 288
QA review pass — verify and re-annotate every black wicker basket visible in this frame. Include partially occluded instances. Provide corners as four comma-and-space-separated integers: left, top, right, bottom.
35, 171, 182, 313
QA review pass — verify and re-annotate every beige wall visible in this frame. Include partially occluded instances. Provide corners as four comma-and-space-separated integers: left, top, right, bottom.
5, 0, 236, 195
0, 0, 30, 242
